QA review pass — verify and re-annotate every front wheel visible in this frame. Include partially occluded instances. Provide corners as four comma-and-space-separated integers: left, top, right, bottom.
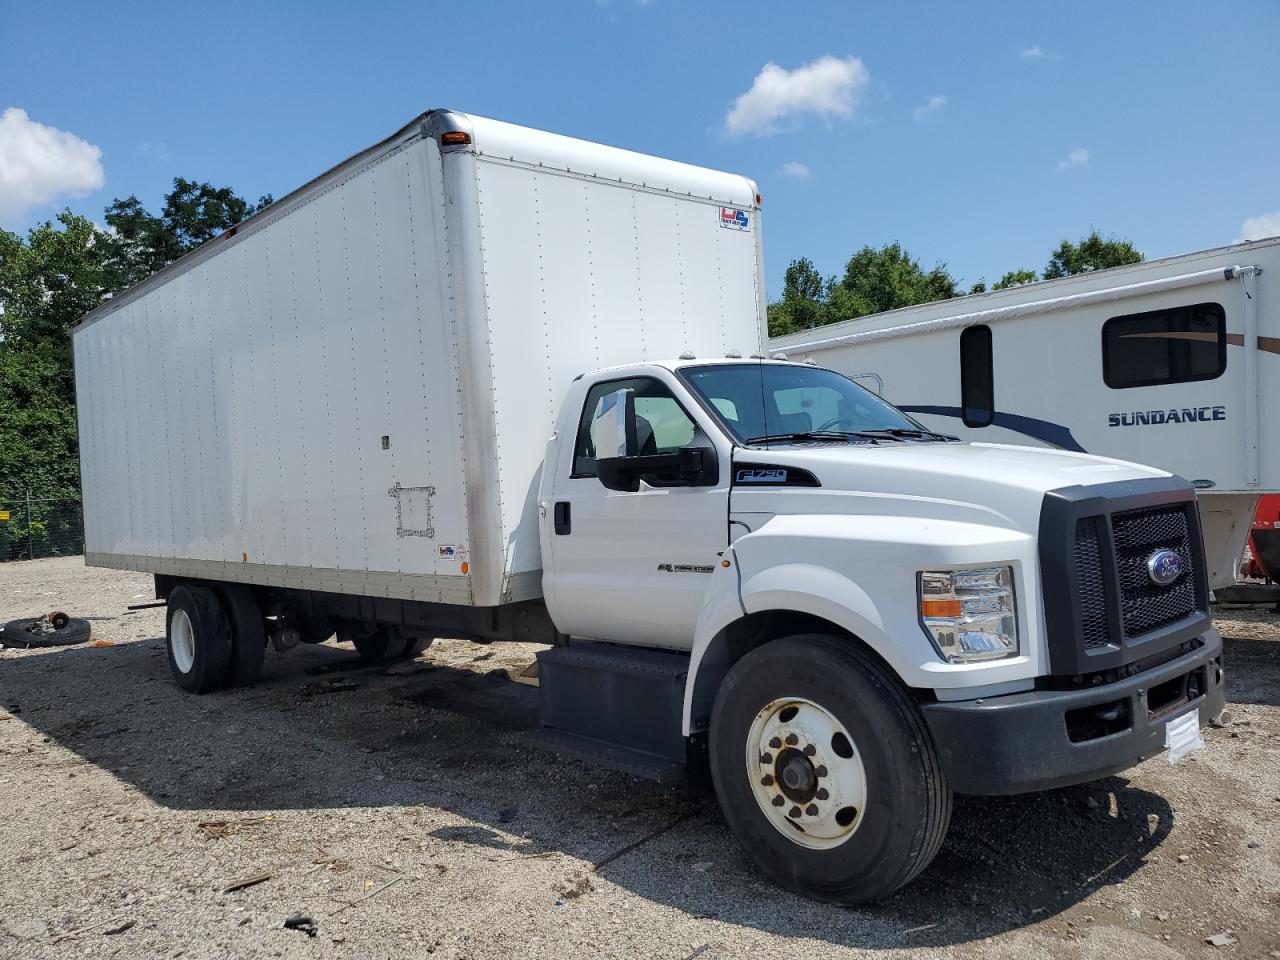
709, 633, 952, 904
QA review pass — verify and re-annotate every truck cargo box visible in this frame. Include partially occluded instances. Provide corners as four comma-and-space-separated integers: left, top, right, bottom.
73, 110, 765, 606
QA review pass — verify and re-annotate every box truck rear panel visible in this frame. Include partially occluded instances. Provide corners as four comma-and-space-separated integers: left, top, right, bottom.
76, 134, 476, 603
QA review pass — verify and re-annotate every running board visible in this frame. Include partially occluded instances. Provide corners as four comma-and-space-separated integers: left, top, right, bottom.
524, 728, 685, 784
529, 640, 690, 784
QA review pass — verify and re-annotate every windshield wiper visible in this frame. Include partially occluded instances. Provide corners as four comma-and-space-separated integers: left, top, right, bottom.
743, 431, 888, 446
858, 428, 960, 442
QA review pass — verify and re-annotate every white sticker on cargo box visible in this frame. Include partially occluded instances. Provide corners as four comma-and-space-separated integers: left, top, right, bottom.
1165, 708, 1204, 764
438, 545, 467, 560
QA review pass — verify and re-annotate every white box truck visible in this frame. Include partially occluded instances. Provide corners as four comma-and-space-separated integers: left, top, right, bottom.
73, 110, 1226, 905
769, 239, 1280, 590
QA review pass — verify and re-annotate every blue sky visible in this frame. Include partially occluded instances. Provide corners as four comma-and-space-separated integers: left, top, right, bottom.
3, 0, 1278, 296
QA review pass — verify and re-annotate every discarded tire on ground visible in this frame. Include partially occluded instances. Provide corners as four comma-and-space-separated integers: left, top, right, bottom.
1, 617, 92, 648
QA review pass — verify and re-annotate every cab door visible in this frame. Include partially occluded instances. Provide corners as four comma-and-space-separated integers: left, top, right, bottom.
541, 373, 730, 651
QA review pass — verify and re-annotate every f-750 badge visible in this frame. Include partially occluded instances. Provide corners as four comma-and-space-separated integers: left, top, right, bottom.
736, 468, 787, 483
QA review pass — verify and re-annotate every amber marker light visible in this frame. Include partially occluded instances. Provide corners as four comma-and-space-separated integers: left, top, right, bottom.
460, 561, 470, 575
919, 598, 962, 618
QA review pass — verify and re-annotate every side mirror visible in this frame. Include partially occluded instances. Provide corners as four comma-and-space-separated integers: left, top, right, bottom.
590, 388, 637, 461
598, 446, 718, 493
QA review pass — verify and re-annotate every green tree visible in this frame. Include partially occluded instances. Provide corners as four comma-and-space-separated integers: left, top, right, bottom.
1043, 230, 1142, 279
0, 213, 116, 498
827, 242, 957, 319
767, 257, 833, 336
104, 178, 272, 289
993, 268, 1038, 289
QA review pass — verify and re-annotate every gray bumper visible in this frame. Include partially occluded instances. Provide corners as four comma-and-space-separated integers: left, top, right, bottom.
921, 630, 1225, 796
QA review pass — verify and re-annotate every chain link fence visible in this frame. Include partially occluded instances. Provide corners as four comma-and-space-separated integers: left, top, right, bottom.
0, 495, 84, 562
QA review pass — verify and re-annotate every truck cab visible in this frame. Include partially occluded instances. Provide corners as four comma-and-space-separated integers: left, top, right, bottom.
537, 358, 1225, 903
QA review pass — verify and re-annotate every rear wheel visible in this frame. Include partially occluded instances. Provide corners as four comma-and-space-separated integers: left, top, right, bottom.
709, 633, 951, 904
393, 635, 434, 661
217, 584, 267, 686
166, 585, 233, 694
340, 623, 406, 662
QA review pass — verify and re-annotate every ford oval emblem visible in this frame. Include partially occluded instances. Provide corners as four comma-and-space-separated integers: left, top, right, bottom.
1146, 549, 1183, 586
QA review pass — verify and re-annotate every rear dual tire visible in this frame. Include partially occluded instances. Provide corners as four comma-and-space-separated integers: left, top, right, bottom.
166, 585, 233, 694
166, 583, 266, 692
709, 633, 952, 905
342, 623, 433, 662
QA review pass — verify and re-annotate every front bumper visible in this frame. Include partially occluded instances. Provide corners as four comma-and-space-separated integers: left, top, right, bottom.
921, 629, 1225, 795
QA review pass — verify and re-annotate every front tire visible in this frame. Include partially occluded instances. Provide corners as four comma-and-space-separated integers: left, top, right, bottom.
166, 585, 233, 694
709, 633, 951, 904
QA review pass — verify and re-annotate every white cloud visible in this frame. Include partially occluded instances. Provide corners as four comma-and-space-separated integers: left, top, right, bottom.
1236, 211, 1280, 242
913, 95, 946, 121
778, 161, 811, 179
1020, 45, 1044, 59
0, 107, 103, 220
1056, 147, 1089, 172
724, 55, 869, 138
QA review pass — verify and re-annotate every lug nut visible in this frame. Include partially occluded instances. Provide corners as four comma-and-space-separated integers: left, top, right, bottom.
769, 737, 782, 749
760, 753, 773, 765
761, 775, 774, 786
816, 788, 829, 800
805, 804, 819, 817
788, 806, 802, 819
803, 744, 816, 756
784, 733, 799, 745
771, 796, 785, 807
815, 765, 828, 778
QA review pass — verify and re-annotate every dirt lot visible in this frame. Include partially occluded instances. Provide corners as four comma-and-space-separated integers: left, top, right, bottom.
0, 557, 1277, 960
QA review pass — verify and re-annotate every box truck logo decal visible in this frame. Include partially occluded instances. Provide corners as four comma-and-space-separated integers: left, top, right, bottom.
388, 482, 435, 539
719, 207, 750, 231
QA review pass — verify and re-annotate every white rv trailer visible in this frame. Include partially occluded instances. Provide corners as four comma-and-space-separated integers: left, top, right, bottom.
771, 238, 1280, 588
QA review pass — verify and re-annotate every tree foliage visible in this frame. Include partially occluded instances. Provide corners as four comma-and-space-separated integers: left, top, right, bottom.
104, 178, 272, 288
993, 268, 1038, 289
1042, 230, 1142, 279
769, 232, 1143, 337
768, 244, 958, 337
1, 181, 265, 499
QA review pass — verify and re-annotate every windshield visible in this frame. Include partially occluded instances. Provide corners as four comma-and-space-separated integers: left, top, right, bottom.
680, 363, 925, 445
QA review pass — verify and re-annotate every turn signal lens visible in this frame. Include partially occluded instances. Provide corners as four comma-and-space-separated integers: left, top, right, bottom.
920, 598, 962, 618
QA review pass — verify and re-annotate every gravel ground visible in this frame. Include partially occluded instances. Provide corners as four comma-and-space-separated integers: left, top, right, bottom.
0, 556, 1277, 960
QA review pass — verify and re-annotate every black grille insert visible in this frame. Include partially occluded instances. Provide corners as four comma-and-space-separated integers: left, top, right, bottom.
1110, 505, 1198, 638
1072, 517, 1112, 649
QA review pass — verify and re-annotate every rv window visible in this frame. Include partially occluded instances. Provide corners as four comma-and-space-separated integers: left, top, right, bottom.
960, 325, 994, 427
1102, 302, 1226, 389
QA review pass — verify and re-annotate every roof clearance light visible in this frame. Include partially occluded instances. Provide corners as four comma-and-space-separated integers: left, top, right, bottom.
678, 350, 696, 360
441, 131, 472, 145
725, 350, 742, 358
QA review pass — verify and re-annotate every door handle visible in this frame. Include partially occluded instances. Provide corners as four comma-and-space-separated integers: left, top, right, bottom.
553, 501, 571, 535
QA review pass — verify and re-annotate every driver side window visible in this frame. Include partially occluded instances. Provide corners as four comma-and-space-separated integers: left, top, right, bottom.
573, 377, 697, 478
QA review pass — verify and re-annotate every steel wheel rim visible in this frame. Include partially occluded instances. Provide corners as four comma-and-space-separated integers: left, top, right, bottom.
170, 608, 196, 674
746, 696, 867, 850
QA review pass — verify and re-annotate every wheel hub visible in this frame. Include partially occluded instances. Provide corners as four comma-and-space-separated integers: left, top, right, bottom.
775, 748, 818, 802
745, 697, 867, 850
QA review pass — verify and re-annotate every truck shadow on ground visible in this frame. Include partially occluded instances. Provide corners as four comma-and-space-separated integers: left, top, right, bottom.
3, 632, 1263, 949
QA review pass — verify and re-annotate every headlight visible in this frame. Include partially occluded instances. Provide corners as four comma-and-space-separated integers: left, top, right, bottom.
918, 566, 1018, 663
